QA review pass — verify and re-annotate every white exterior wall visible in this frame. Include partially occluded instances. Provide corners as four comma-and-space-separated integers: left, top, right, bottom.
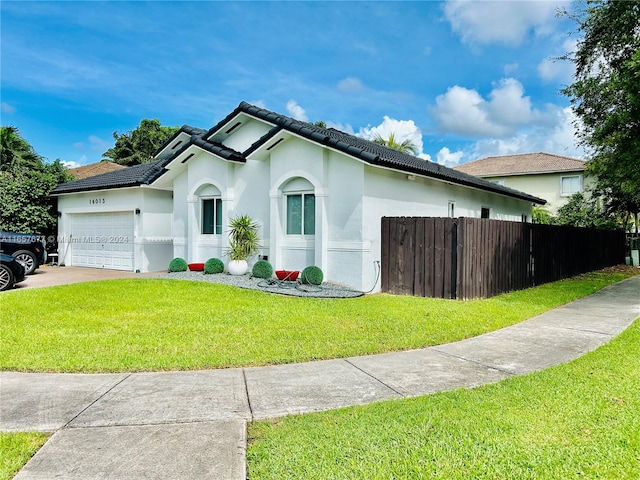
268, 138, 326, 271
222, 119, 272, 153
167, 123, 534, 291
359, 166, 533, 292
57, 187, 173, 272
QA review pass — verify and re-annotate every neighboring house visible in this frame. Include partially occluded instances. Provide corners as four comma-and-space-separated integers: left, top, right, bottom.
52, 102, 544, 291
454, 152, 591, 214
67, 161, 126, 179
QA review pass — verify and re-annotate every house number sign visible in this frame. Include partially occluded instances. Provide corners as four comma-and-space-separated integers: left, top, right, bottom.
89, 198, 106, 205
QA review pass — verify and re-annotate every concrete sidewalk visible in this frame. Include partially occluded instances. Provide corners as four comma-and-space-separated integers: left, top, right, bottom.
2, 276, 638, 479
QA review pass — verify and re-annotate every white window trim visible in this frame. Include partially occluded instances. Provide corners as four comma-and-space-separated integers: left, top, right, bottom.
285, 191, 316, 237
560, 175, 583, 197
201, 196, 222, 235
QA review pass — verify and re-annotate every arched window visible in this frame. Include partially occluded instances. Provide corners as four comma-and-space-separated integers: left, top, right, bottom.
197, 184, 222, 235
282, 177, 315, 235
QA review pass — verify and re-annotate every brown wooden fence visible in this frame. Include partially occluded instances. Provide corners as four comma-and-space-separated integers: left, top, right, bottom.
381, 217, 625, 299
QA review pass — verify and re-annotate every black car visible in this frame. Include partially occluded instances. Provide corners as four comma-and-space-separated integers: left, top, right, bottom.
0, 252, 26, 291
0, 231, 47, 275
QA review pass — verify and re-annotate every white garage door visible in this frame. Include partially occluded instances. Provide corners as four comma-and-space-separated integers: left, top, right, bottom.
71, 212, 134, 271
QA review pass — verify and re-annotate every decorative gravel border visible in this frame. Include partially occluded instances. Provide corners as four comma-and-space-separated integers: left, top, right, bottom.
155, 271, 364, 298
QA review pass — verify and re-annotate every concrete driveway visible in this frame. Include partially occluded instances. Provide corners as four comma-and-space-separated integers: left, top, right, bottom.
16, 265, 162, 289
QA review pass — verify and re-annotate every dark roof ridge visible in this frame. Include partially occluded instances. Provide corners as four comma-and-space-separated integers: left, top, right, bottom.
152, 124, 207, 157
234, 102, 544, 204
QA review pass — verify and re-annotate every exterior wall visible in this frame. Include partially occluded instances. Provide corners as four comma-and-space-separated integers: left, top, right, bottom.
486, 172, 592, 214
361, 166, 533, 292
222, 119, 272, 153
56, 187, 173, 272
268, 137, 327, 272
138, 188, 174, 271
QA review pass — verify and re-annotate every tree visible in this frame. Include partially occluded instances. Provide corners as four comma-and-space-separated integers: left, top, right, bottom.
555, 192, 618, 230
0, 126, 71, 235
372, 132, 418, 155
532, 206, 556, 225
561, 0, 640, 232
103, 119, 179, 166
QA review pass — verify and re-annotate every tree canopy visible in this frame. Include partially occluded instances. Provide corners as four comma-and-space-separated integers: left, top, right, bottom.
0, 126, 71, 235
562, 0, 640, 232
371, 132, 418, 155
102, 119, 179, 166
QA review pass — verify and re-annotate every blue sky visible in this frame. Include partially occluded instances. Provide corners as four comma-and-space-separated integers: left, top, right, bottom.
1, 0, 582, 168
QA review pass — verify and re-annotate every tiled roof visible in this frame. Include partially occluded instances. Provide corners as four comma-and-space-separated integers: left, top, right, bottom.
453, 152, 586, 177
53, 102, 546, 204
230, 102, 544, 204
67, 161, 126, 179
52, 159, 169, 194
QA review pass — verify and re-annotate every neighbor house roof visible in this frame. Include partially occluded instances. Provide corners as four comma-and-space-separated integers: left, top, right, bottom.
53, 101, 546, 204
67, 161, 126, 179
453, 152, 586, 177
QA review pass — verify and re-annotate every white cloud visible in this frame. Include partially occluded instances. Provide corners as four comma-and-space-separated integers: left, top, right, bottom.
443, 0, 570, 46
436, 147, 464, 167
88, 135, 110, 151
1, 102, 16, 114
337, 77, 364, 93
286, 99, 308, 121
358, 116, 430, 160
430, 78, 535, 137
326, 121, 355, 135
538, 38, 576, 83
73, 135, 110, 153
61, 160, 81, 169
467, 106, 584, 161
503, 63, 519, 75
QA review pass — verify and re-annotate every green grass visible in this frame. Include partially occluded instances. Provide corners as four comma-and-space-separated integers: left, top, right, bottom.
0, 432, 49, 480
247, 318, 640, 479
0, 269, 636, 373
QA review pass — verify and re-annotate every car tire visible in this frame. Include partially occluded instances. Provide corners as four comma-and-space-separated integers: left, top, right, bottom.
0, 264, 15, 291
13, 250, 38, 275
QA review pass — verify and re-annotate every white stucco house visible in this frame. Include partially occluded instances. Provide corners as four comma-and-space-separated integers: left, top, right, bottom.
52, 101, 545, 291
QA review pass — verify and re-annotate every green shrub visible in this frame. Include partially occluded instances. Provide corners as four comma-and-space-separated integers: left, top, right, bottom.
168, 257, 188, 272
204, 258, 224, 274
252, 259, 274, 279
301, 265, 323, 285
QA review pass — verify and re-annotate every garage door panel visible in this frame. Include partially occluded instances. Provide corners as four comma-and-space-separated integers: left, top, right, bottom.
71, 212, 134, 271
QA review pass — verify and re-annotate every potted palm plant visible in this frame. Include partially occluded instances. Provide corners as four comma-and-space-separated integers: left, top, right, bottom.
226, 214, 260, 275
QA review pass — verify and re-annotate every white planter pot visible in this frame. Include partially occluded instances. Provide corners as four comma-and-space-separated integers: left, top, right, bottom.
228, 259, 248, 276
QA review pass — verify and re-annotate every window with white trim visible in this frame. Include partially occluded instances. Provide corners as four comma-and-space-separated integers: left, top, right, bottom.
286, 193, 315, 235
481, 207, 490, 219
561, 175, 582, 196
201, 198, 222, 234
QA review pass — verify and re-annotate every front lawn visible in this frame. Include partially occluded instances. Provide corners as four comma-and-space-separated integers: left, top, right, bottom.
0, 268, 635, 373
247, 318, 640, 479
0, 432, 49, 480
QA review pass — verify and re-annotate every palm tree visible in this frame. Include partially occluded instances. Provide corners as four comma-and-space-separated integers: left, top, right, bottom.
371, 132, 418, 156
0, 126, 43, 172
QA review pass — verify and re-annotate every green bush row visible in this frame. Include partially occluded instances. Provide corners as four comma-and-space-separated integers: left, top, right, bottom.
168, 257, 324, 284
